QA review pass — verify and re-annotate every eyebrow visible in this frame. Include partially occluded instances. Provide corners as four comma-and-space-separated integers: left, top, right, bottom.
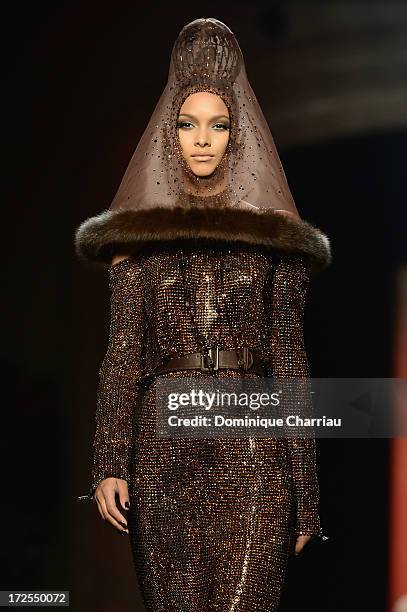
178, 113, 230, 121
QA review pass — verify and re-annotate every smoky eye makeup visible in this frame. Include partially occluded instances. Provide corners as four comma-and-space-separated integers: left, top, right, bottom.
176, 119, 230, 130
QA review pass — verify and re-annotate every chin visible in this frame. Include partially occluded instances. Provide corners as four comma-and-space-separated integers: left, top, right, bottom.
189, 162, 218, 177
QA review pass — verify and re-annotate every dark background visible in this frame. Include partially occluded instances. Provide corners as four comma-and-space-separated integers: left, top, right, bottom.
3, 1, 406, 610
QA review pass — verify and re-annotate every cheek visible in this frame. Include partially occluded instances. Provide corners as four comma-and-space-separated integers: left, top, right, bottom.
178, 130, 193, 154
215, 132, 230, 155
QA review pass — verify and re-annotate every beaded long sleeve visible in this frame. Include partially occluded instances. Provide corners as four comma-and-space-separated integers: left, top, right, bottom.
267, 252, 323, 538
77, 257, 145, 502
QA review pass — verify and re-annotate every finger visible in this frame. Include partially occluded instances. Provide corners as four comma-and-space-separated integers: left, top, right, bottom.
295, 537, 304, 555
104, 486, 129, 531
95, 495, 105, 521
116, 480, 130, 512
98, 494, 109, 522
100, 492, 128, 533
295, 535, 311, 555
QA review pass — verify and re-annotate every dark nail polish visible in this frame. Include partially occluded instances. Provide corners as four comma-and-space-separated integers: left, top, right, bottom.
125, 501, 130, 509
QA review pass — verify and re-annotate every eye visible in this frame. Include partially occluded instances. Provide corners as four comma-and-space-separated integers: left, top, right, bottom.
177, 121, 230, 130
177, 121, 193, 129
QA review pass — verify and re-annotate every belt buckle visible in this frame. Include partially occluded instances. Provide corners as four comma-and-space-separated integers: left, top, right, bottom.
200, 346, 219, 371
239, 347, 254, 371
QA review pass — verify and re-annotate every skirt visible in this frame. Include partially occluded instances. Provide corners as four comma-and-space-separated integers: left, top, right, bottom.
127, 368, 297, 612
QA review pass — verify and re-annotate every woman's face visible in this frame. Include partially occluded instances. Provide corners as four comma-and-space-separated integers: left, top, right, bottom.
177, 92, 230, 177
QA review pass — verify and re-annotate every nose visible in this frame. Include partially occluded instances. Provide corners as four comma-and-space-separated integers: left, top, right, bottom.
196, 127, 210, 147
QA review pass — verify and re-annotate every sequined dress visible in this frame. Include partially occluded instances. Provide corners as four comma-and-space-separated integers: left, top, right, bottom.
79, 238, 326, 611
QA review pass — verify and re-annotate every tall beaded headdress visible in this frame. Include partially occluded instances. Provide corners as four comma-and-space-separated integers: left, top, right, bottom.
75, 17, 331, 272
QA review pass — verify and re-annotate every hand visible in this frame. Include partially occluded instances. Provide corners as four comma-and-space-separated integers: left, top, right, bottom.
94, 477, 130, 534
294, 533, 312, 556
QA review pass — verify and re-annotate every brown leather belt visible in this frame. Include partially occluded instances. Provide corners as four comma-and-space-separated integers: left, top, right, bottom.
155, 347, 266, 376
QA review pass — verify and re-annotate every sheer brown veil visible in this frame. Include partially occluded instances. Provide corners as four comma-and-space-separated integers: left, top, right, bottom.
74, 17, 331, 272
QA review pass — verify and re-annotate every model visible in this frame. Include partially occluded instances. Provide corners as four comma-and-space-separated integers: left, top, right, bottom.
75, 17, 331, 611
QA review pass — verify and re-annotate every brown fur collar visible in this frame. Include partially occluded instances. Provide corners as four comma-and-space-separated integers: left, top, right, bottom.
74, 204, 332, 272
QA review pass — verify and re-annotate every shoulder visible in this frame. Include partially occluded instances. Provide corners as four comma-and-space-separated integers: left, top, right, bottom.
273, 250, 311, 274
111, 253, 132, 267
108, 253, 143, 292
270, 251, 311, 300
